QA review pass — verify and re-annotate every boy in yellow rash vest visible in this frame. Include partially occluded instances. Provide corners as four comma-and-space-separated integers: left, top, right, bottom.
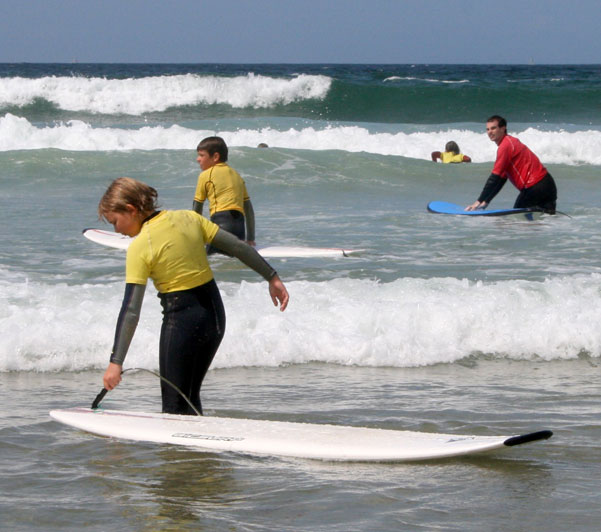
193, 136, 256, 254
431, 141, 472, 163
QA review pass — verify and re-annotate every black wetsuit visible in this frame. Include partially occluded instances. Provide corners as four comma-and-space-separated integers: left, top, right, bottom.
192, 198, 256, 256
512, 173, 557, 213
158, 280, 225, 414
478, 172, 557, 214
206, 210, 245, 255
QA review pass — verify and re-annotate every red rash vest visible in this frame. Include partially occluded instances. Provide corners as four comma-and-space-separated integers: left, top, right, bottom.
492, 134, 547, 190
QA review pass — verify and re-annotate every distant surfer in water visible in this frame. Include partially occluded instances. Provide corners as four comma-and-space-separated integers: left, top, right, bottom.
193, 136, 256, 255
431, 141, 471, 163
466, 115, 557, 214
99, 177, 288, 415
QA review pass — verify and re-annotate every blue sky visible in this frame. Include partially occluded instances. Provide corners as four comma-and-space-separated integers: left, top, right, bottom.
0, 0, 599, 64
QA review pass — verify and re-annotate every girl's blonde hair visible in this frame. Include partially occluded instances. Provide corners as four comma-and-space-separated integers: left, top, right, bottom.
98, 177, 158, 221
445, 141, 460, 155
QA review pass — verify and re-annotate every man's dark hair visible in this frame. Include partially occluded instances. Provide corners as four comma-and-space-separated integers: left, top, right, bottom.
486, 115, 507, 128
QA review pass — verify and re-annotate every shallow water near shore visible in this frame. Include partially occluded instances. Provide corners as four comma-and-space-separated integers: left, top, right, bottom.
2, 359, 600, 531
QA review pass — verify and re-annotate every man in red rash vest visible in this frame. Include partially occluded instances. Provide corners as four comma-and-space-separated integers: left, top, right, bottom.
466, 115, 557, 214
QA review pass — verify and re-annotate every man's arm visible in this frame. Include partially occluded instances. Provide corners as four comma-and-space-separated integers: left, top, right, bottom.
466, 173, 506, 210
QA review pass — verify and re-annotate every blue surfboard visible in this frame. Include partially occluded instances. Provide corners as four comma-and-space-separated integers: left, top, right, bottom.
427, 201, 541, 220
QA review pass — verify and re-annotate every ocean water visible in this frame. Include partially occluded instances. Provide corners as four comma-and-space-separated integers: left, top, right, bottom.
1, 63, 601, 531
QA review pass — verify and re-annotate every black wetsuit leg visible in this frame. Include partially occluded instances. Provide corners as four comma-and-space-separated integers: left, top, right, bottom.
158, 280, 226, 415
206, 210, 245, 255
513, 173, 557, 214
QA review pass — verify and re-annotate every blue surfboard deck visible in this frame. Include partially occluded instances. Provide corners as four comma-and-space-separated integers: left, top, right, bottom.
427, 201, 541, 220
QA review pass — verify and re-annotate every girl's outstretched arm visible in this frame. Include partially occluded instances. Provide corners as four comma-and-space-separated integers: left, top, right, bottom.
212, 229, 289, 310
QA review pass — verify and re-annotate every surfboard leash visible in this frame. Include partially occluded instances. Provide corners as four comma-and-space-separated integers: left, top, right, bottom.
91, 367, 203, 417
521, 206, 572, 219
531, 206, 572, 219
554, 210, 572, 219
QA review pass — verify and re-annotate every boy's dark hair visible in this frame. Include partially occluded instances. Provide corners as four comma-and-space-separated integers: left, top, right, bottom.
486, 115, 507, 128
197, 136, 228, 162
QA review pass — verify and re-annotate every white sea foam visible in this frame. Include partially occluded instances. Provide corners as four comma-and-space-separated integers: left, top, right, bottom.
2, 113, 601, 165
0, 73, 332, 114
2, 275, 600, 373
383, 76, 469, 84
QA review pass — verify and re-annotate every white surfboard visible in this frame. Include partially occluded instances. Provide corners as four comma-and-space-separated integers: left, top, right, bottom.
83, 228, 132, 250
82, 229, 363, 258
256, 246, 362, 258
49, 408, 552, 462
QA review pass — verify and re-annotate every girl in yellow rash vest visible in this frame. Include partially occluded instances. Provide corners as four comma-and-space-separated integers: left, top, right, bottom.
98, 177, 289, 415
431, 141, 472, 163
